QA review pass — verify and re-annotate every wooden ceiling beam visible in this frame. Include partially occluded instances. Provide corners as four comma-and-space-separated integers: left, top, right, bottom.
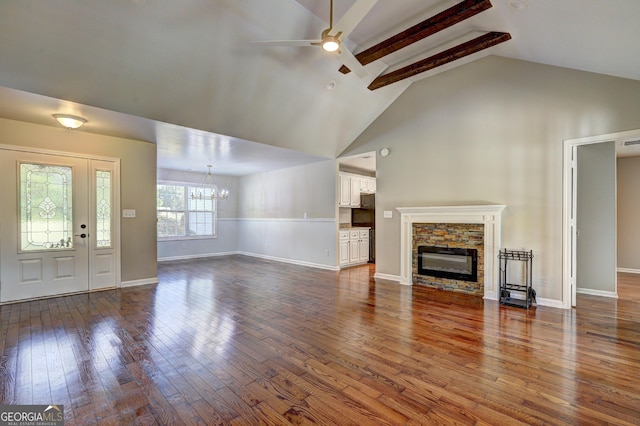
339, 0, 493, 74
367, 31, 511, 90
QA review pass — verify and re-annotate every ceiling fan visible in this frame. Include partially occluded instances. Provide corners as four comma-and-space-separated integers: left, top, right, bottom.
252, 0, 377, 78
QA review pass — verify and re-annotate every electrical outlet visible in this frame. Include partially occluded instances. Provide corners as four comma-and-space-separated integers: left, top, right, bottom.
325, 249, 330, 257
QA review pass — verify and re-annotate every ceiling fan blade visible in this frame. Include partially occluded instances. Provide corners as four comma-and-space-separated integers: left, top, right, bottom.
251, 39, 322, 47
339, 47, 368, 78
334, 0, 378, 39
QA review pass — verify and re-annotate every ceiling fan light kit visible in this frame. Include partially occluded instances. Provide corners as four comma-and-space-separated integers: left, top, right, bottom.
321, 34, 340, 52
253, 0, 371, 77
254, 0, 512, 89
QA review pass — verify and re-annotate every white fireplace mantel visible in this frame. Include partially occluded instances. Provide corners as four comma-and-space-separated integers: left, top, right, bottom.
397, 205, 506, 300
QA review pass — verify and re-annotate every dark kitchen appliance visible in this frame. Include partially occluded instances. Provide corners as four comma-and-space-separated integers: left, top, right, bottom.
352, 194, 375, 263
351, 208, 374, 229
360, 193, 375, 209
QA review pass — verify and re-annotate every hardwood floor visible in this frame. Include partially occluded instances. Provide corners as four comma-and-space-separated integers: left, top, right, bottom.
1, 256, 639, 425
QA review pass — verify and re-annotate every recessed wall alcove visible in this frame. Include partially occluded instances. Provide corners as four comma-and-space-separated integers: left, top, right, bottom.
397, 205, 506, 300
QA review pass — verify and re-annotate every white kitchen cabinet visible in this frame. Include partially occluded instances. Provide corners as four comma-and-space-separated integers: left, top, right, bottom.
367, 178, 376, 193
339, 174, 351, 207
358, 230, 370, 263
360, 176, 377, 194
339, 231, 350, 265
349, 239, 360, 262
339, 228, 370, 267
339, 173, 375, 206
348, 230, 360, 262
360, 177, 369, 192
349, 176, 361, 207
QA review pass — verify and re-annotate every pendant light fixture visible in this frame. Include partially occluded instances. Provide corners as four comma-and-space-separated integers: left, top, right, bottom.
191, 165, 229, 201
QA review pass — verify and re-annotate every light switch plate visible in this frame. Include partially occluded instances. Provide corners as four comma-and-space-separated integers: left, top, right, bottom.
383, 210, 393, 218
122, 209, 136, 218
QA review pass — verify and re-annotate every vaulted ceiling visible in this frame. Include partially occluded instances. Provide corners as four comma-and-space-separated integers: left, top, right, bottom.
0, 0, 639, 174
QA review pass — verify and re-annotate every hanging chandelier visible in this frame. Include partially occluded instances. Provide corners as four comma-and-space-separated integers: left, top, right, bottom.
191, 165, 229, 201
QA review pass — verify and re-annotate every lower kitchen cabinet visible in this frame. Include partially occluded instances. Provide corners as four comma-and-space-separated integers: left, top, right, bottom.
339, 238, 350, 264
339, 229, 369, 267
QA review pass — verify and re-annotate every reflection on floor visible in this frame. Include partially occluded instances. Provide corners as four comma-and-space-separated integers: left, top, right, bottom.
0, 258, 638, 424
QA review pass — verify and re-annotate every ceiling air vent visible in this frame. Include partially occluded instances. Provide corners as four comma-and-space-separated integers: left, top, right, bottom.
623, 139, 640, 146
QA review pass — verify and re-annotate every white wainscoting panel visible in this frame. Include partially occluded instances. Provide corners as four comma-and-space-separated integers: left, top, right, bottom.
237, 218, 337, 270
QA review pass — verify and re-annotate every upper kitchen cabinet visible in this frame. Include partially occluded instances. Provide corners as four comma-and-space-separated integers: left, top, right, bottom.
360, 176, 376, 194
350, 175, 361, 207
338, 172, 375, 207
339, 173, 351, 207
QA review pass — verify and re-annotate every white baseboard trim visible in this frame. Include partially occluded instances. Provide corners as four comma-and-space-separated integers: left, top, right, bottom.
373, 272, 402, 283
236, 252, 339, 271
501, 290, 571, 309
617, 268, 640, 274
121, 277, 159, 288
576, 288, 618, 298
158, 251, 238, 262
488, 293, 564, 309
536, 297, 565, 309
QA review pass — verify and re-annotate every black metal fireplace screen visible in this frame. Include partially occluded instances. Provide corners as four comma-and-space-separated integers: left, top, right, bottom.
417, 246, 478, 282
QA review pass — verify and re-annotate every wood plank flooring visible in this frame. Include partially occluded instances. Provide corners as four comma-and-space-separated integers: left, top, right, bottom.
1, 256, 640, 425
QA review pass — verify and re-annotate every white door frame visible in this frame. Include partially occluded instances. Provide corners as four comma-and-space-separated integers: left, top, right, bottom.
562, 129, 637, 309
0, 144, 121, 299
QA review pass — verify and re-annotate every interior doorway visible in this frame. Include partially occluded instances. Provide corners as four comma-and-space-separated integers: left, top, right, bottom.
563, 129, 640, 308
338, 151, 377, 265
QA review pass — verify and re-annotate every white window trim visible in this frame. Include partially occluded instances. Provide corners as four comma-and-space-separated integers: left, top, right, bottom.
157, 180, 219, 240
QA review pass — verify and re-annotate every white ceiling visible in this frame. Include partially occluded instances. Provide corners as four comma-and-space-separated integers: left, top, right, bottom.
0, 0, 639, 174
339, 150, 376, 173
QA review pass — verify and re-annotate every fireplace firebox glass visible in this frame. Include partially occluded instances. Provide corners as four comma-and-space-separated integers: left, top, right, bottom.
418, 246, 478, 282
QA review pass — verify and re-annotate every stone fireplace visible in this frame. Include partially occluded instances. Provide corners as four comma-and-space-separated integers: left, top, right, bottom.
413, 223, 484, 295
397, 205, 506, 300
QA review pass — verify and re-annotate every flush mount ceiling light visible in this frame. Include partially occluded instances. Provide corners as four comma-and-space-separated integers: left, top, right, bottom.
53, 114, 87, 129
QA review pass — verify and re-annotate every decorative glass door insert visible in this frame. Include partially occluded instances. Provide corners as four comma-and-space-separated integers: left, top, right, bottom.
20, 162, 73, 251
2, 151, 120, 303
95, 170, 112, 248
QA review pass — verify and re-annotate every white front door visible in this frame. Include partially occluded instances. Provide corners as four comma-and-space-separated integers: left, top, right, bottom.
0, 150, 119, 303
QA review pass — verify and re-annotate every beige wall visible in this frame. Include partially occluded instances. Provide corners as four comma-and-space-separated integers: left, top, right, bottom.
576, 142, 616, 292
0, 118, 157, 282
617, 156, 640, 270
341, 56, 640, 302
